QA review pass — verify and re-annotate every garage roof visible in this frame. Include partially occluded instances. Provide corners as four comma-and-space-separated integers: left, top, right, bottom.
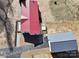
48, 32, 76, 42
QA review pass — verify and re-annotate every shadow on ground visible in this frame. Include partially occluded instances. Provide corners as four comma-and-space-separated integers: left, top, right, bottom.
51, 51, 79, 58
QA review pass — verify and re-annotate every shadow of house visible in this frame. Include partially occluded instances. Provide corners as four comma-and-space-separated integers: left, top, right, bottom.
38, 8, 42, 23
23, 33, 43, 47
19, 0, 26, 7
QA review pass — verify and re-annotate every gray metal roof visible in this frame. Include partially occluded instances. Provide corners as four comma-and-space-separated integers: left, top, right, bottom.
48, 32, 76, 42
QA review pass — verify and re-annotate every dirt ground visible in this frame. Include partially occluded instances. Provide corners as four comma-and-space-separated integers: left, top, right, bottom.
38, 0, 79, 51
21, 48, 52, 58
9, 0, 79, 57
0, 0, 79, 58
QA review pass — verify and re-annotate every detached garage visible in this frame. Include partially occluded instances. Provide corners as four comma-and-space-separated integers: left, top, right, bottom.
48, 32, 78, 57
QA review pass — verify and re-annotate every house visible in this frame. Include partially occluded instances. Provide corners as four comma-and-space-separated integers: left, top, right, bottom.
16, 0, 43, 47
21, 0, 41, 35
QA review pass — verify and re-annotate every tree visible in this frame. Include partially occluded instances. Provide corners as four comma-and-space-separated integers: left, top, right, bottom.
0, 0, 14, 51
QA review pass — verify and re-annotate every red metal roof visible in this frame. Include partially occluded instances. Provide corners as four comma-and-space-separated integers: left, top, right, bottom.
21, 0, 30, 33
21, 0, 40, 35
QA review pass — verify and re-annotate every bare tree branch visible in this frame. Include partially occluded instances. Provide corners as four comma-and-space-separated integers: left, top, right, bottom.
0, 0, 14, 51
